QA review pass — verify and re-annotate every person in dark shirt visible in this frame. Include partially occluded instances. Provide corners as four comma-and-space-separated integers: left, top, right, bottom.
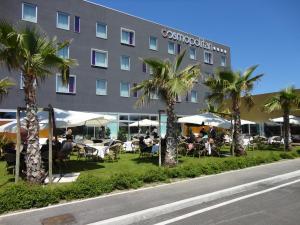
208, 126, 217, 140
200, 127, 207, 137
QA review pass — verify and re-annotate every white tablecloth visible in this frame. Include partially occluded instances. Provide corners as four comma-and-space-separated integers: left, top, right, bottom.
85, 144, 109, 159
123, 141, 133, 152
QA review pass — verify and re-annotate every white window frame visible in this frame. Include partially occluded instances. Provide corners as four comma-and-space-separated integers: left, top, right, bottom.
96, 22, 107, 39
204, 51, 213, 64
91, 49, 108, 68
96, 79, 108, 96
191, 90, 198, 103
189, 47, 196, 60
56, 74, 76, 94
120, 27, 135, 46
56, 11, 70, 30
149, 36, 158, 51
120, 55, 130, 71
221, 55, 226, 67
120, 82, 130, 98
57, 45, 69, 59
150, 88, 159, 100
22, 2, 37, 23
168, 41, 175, 55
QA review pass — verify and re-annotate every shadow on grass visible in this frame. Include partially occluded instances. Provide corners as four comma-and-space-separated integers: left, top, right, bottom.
131, 155, 159, 166
53, 159, 105, 174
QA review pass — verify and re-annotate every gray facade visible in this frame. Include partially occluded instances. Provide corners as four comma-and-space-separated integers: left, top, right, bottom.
0, 0, 231, 137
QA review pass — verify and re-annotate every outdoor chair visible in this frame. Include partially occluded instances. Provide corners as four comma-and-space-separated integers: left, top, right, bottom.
176, 142, 188, 156
131, 140, 140, 153
107, 143, 122, 162
139, 143, 153, 158
193, 142, 206, 158
83, 146, 98, 161
4, 153, 16, 175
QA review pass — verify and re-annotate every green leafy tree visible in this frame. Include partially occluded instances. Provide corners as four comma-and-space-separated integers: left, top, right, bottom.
0, 21, 77, 183
264, 86, 300, 151
204, 65, 263, 156
0, 77, 14, 99
133, 50, 200, 166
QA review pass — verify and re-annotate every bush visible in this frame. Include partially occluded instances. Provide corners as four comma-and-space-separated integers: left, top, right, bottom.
0, 149, 299, 214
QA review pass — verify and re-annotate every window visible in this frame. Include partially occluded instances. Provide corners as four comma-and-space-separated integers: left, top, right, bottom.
120, 82, 130, 97
142, 62, 147, 73
150, 88, 159, 99
191, 90, 198, 103
148, 66, 153, 75
57, 12, 70, 30
189, 48, 196, 60
20, 73, 36, 89
168, 42, 175, 55
204, 51, 213, 64
91, 49, 108, 68
22, 3, 37, 23
121, 28, 135, 46
0, 111, 16, 119
175, 94, 182, 103
57, 45, 69, 59
221, 55, 226, 67
149, 36, 158, 50
133, 83, 138, 98
74, 16, 80, 33
185, 92, 189, 102
177, 44, 181, 54
56, 74, 76, 94
120, 55, 130, 71
96, 22, 107, 39
96, 79, 107, 95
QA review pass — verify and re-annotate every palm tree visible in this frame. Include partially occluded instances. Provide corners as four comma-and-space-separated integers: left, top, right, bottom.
133, 50, 200, 166
199, 101, 230, 117
0, 20, 77, 183
0, 77, 15, 99
264, 86, 300, 151
204, 65, 263, 156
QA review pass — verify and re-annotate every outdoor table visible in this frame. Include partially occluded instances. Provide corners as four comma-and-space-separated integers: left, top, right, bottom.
123, 141, 133, 152
85, 143, 109, 159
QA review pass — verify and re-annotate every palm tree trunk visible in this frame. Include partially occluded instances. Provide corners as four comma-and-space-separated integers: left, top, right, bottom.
232, 97, 245, 156
164, 99, 177, 166
24, 74, 45, 183
283, 110, 290, 151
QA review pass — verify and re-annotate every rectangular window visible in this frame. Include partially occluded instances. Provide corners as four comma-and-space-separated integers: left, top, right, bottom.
142, 62, 147, 73
74, 16, 80, 33
57, 12, 70, 30
149, 66, 153, 75
96, 79, 107, 95
96, 22, 107, 39
149, 36, 158, 50
121, 28, 135, 46
120, 82, 130, 97
177, 44, 181, 54
175, 94, 182, 103
204, 51, 213, 64
120, 55, 130, 71
191, 90, 198, 103
150, 88, 159, 100
221, 55, 226, 67
57, 45, 69, 59
22, 2, 37, 23
189, 48, 196, 60
185, 92, 189, 102
168, 42, 175, 55
56, 74, 76, 94
133, 83, 138, 98
91, 49, 108, 68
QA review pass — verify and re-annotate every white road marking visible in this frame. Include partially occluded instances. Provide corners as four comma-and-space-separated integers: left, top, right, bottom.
87, 171, 300, 225
154, 178, 300, 225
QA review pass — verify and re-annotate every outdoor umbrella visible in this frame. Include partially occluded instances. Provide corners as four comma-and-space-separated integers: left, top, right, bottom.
178, 112, 231, 129
0, 108, 116, 133
241, 119, 255, 125
270, 115, 300, 125
129, 119, 159, 127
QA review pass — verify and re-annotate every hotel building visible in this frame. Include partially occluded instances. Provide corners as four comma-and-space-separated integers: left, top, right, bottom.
0, 0, 231, 138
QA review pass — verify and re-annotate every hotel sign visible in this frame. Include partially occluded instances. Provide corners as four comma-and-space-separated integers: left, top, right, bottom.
161, 28, 213, 50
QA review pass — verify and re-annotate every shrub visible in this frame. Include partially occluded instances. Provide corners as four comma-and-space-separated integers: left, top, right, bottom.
142, 168, 168, 183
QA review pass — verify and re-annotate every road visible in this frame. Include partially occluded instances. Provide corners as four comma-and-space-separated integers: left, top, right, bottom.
0, 158, 299, 225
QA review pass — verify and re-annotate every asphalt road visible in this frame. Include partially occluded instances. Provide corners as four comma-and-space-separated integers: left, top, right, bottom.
168, 181, 300, 225
0, 158, 299, 225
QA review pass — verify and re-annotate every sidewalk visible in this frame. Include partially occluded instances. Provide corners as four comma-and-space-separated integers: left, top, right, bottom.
0, 158, 299, 225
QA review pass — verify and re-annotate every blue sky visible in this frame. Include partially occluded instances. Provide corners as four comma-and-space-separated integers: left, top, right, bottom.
90, 0, 300, 94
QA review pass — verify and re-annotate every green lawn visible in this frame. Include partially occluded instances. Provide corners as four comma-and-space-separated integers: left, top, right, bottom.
0, 147, 299, 190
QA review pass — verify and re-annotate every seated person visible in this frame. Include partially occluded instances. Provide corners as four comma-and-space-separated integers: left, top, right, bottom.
139, 136, 152, 153
57, 136, 73, 160
3, 142, 16, 154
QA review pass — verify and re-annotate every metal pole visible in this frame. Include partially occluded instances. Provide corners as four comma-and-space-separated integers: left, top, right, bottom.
158, 110, 162, 167
48, 110, 53, 184
248, 124, 251, 136
15, 108, 21, 183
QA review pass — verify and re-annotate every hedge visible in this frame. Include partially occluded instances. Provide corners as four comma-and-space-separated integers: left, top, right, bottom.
0, 150, 298, 214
